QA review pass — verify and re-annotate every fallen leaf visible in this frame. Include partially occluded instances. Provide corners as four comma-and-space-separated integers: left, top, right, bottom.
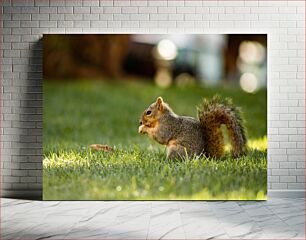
90, 144, 113, 152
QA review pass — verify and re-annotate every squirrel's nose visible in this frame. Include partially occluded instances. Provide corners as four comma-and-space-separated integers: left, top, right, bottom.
139, 121, 143, 126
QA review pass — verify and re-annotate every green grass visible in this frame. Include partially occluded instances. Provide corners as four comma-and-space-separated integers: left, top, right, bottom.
43, 80, 267, 200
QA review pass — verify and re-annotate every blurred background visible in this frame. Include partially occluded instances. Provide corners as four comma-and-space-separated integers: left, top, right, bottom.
44, 34, 267, 93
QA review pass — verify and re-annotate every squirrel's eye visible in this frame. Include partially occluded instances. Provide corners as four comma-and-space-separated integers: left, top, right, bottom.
146, 110, 152, 115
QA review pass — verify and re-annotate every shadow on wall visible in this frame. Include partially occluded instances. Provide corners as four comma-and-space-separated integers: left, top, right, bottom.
16, 39, 43, 200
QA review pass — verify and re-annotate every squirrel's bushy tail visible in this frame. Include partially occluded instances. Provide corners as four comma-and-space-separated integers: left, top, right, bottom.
198, 95, 247, 158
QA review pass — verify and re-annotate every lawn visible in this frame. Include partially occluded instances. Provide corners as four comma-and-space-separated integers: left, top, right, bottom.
43, 80, 267, 200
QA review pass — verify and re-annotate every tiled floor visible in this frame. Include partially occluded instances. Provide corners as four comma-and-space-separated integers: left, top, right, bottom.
2, 198, 305, 239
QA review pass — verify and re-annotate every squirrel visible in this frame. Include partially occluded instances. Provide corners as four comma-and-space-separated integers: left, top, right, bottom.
138, 96, 247, 159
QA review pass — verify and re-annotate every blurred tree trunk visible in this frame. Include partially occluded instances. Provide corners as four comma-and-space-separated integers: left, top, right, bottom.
43, 34, 131, 80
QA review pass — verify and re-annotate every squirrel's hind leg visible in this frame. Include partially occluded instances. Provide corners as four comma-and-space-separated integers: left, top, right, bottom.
166, 144, 189, 160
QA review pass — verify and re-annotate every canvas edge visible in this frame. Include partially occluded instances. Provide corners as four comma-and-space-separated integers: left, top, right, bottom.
2, 189, 304, 200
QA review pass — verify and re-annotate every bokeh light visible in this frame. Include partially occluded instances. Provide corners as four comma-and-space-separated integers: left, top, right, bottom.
157, 39, 178, 60
155, 68, 172, 88
240, 72, 258, 93
239, 41, 265, 65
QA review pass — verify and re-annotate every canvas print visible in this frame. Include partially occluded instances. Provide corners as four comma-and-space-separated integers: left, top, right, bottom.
43, 34, 267, 200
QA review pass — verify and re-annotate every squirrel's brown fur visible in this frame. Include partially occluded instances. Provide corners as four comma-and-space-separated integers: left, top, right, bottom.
139, 96, 247, 159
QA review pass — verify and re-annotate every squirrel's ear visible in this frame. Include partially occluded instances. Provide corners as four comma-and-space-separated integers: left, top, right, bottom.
156, 97, 164, 111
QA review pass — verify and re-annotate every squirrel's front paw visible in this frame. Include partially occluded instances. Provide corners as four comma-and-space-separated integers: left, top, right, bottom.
138, 125, 146, 134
